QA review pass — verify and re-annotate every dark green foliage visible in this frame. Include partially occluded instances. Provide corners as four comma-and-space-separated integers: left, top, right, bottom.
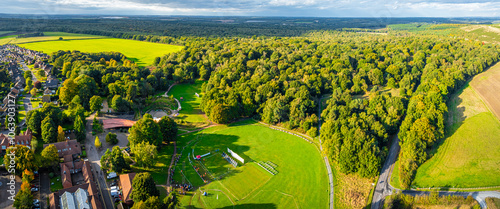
100, 146, 129, 173
111, 95, 130, 112
384, 192, 478, 209
158, 116, 178, 143
89, 95, 103, 113
92, 117, 103, 134
74, 114, 86, 142
26, 103, 62, 138
105, 132, 118, 145
131, 172, 159, 203
13, 188, 33, 209
41, 116, 57, 144
128, 113, 162, 147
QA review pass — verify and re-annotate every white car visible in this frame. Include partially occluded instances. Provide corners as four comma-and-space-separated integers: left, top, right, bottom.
107, 172, 117, 179
110, 186, 118, 190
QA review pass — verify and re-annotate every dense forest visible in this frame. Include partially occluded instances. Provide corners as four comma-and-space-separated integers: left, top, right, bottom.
0, 16, 493, 37
23, 20, 500, 185
151, 31, 499, 180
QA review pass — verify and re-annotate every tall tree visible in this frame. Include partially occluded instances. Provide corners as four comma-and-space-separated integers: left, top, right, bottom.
131, 172, 159, 203
59, 78, 78, 105
41, 145, 59, 168
132, 142, 157, 168
158, 116, 178, 143
128, 113, 162, 147
41, 116, 57, 144
89, 95, 103, 113
57, 125, 65, 142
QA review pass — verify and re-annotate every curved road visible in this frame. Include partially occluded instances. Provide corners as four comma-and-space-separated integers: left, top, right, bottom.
318, 95, 334, 209
370, 133, 500, 209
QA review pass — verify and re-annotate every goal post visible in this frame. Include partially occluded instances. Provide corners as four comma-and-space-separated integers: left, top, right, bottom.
227, 148, 245, 164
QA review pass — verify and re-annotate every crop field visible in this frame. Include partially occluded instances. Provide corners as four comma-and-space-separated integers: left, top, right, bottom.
0, 32, 104, 45
169, 80, 210, 128
173, 120, 329, 209
18, 37, 183, 66
412, 83, 500, 188
470, 61, 500, 120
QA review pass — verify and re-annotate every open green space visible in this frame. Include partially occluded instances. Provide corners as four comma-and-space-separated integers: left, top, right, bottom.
169, 80, 209, 128
413, 111, 500, 188
173, 120, 328, 209
19, 37, 183, 66
50, 176, 63, 192
131, 144, 174, 185
0, 32, 104, 45
0, 31, 15, 36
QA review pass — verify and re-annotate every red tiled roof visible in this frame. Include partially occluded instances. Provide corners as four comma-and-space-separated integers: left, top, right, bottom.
119, 173, 136, 205
103, 119, 136, 129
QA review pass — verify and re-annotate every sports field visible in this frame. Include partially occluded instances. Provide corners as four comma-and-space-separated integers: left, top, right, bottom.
412, 85, 500, 188
173, 120, 329, 209
19, 37, 183, 66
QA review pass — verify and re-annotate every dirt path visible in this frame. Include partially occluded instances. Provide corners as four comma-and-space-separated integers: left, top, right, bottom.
166, 141, 177, 187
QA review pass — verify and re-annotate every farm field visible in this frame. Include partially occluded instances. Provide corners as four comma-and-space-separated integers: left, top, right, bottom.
0, 31, 15, 36
412, 84, 500, 188
0, 32, 104, 45
169, 80, 210, 129
19, 37, 183, 66
470, 61, 500, 120
173, 120, 329, 209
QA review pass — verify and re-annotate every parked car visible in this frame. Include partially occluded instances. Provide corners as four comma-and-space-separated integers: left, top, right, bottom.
31, 187, 39, 192
107, 172, 117, 179
110, 181, 117, 186
33, 199, 40, 204
110, 186, 118, 190
114, 198, 121, 202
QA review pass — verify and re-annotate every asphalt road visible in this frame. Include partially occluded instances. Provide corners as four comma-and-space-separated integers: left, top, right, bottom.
39, 171, 50, 209
85, 113, 114, 209
317, 95, 334, 209
371, 134, 400, 209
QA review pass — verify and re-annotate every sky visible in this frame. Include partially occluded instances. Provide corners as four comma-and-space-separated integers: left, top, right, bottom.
0, 0, 499, 17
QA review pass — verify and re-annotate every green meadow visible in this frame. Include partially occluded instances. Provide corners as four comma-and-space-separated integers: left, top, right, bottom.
412, 85, 500, 188
19, 37, 183, 66
174, 120, 329, 209
168, 80, 210, 128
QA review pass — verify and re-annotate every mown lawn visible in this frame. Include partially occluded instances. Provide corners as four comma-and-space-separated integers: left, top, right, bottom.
168, 80, 209, 128
413, 112, 500, 188
50, 176, 63, 192
19, 37, 183, 66
174, 119, 329, 209
131, 144, 175, 185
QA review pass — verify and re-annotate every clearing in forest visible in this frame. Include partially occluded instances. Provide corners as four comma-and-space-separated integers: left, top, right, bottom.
174, 120, 329, 209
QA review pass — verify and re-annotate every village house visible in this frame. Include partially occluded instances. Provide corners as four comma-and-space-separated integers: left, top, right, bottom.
0, 129, 33, 155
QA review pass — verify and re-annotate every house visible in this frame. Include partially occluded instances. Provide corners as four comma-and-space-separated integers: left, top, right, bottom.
48, 174, 103, 209
43, 88, 55, 95
0, 129, 33, 155
42, 95, 51, 103
119, 173, 136, 205
45, 75, 59, 89
43, 140, 82, 158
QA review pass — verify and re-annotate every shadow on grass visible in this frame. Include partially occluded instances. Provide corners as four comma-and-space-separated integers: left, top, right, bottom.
183, 203, 277, 209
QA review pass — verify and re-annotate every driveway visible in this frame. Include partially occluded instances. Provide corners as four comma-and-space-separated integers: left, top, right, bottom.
39, 171, 50, 209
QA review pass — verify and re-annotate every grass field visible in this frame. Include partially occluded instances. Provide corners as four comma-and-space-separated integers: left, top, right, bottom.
0, 32, 104, 45
131, 145, 175, 185
169, 80, 210, 129
19, 37, 183, 66
412, 84, 500, 188
0, 31, 14, 36
173, 120, 328, 209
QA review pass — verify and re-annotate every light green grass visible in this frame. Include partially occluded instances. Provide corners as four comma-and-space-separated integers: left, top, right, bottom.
175, 120, 328, 209
0, 32, 104, 45
131, 144, 174, 185
169, 81, 209, 127
413, 112, 500, 188
19, 38, 183, 66
0, 31, 14, 36
50, 176, 63, 192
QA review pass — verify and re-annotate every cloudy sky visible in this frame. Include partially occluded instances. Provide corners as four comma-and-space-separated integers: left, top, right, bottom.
0, 0, 499, 17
